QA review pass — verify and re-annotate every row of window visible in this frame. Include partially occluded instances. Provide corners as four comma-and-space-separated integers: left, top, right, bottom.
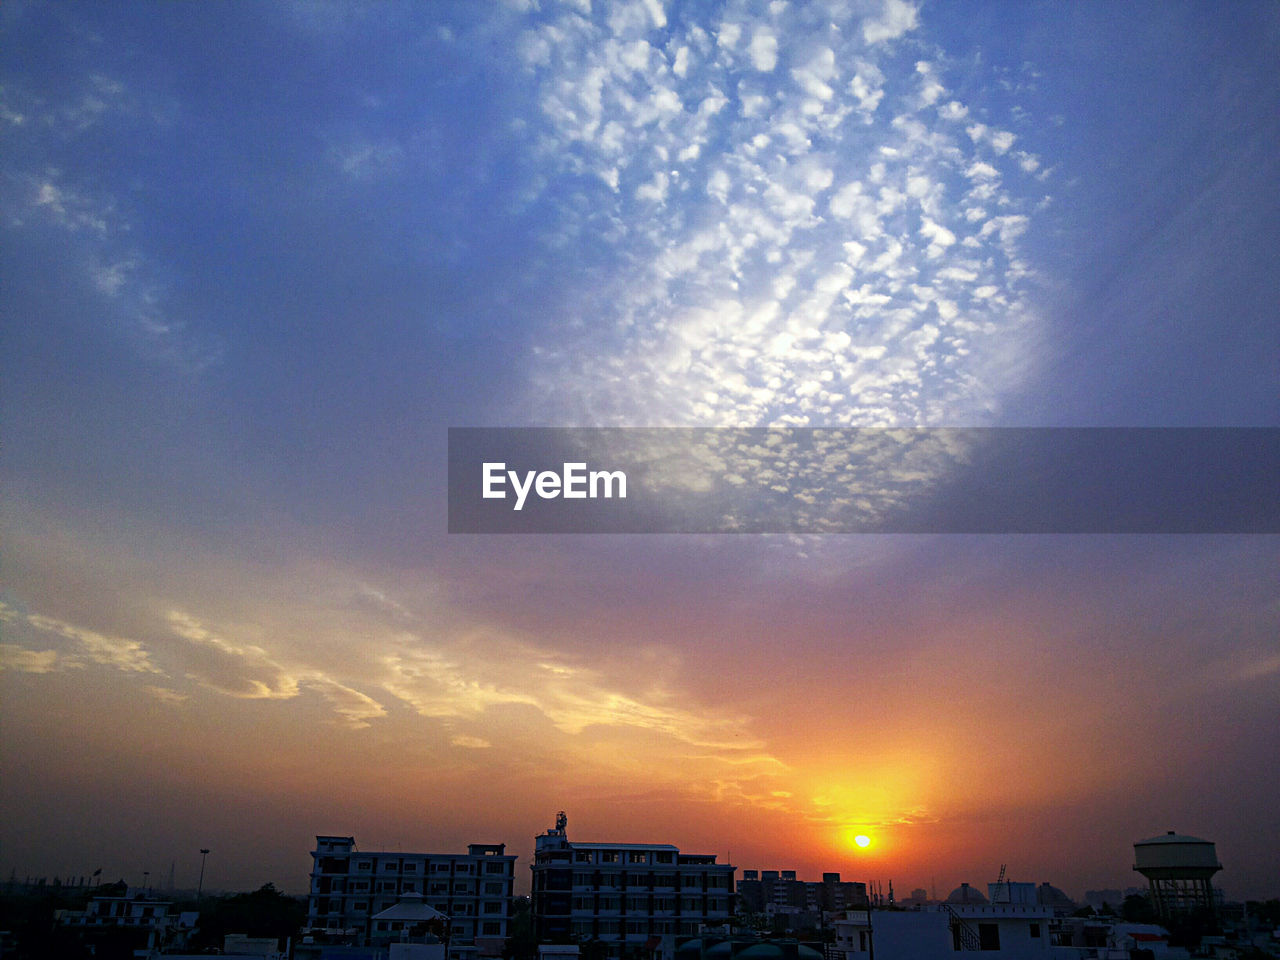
320, 879, 507, 895
351, 860, 511, 875
314, 899, 506, 917
371, 920, 506, 937
575, 851, 676, 865
570, 873, 732, 890
570, 920, 705, 936
569, 897, 726, 912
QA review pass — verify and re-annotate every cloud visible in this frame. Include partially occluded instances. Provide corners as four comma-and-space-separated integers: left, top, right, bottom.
747, 28, 778, 72
517, 0, 1045, 429
25, 613, 161, 674
0, 643, 68, 674
862, 0, 919, 45
145, 685, 190, 706
167, 610, 303, 700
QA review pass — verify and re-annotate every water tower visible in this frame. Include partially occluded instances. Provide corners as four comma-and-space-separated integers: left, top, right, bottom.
1133, 831, 1222, 918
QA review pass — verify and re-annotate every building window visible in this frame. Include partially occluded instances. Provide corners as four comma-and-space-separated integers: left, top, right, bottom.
859, 932, 867, 951
978, 924, 1000, 951
358, 862, 372, 871
483, 922, 501, 935
628, 852, 648, 864
487, 862, 507, 874
601, 852, 619, 863
1030, 924, 1040, 938
576, 852, 594, 863
655, 853, 673, 864
484, 902, 502, 914
355, 902, 368, 911
404, 863, 417, 872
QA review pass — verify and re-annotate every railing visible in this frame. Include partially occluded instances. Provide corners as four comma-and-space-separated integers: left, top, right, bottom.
939, 904, 982, 951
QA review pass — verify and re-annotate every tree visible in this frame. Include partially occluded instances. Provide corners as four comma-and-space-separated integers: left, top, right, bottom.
1121, 894, 1157, 924
188, 883, 305, 951
503, 897, 538, 960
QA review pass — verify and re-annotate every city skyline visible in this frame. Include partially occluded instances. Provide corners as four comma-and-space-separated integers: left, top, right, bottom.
2, 0, 1278, 907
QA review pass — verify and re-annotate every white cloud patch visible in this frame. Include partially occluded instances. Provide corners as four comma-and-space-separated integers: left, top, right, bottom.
748, 28, 779, 71
504, 0, 1045, 429
862, 0, 920, 45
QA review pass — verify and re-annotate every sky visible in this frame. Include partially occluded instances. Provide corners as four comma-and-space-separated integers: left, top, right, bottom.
2, 0, 1278, 902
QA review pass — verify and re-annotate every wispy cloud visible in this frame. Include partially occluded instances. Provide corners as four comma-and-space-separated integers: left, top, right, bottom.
24, 612, 161, 674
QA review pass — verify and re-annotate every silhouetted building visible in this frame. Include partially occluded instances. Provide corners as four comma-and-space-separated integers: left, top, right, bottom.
738, 870, 867, 916
306, 835, 515, 959
946, 883, 988, 905
531, 812, 734, 959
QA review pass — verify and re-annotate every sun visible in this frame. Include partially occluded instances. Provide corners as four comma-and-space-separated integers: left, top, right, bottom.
854, 834, 872, 848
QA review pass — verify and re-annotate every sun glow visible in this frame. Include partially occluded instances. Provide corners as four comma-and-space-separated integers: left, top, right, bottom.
854, 834, 871, 848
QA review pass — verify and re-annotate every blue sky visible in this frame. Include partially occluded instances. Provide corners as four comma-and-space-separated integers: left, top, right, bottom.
2, 1, 1278, 898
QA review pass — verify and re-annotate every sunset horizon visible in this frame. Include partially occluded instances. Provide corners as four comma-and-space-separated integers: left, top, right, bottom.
3, 0, 1277, 929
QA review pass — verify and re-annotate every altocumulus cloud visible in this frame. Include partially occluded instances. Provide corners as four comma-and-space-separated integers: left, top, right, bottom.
511, 0, 1048, 427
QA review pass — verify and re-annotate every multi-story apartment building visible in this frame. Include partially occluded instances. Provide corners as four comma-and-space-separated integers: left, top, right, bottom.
306, 835, 516, 959
531, 813, 735, 959
738, 870, 867, 916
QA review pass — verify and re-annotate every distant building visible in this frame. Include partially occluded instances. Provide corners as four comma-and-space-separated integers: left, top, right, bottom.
1083, 889, 1125, 911
305, 835, 515, 960
945, 883, 988, 905
738, 870, 867, 918
531, 812, 735, 960
987, 882, 1037, 906
1033, 883, 1076, 915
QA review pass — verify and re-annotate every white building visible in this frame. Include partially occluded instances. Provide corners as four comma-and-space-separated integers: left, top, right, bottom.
531, 813, 735, 960
306, 835, 516, 959
57, 888, 196, 954
835, 904, 1055, 960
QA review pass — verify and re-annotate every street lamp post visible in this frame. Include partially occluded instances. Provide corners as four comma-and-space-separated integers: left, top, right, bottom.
198, 849, 210, 899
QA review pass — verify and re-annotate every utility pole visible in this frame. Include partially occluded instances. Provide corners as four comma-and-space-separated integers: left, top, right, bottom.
198, 849, 210, 898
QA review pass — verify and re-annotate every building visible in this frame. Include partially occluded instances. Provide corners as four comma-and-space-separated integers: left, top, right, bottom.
305, 835, 516, 959
738, 870, 867, 917
835, 904, 1055, 960
57, 887, 198, 954
531, 812, 735, 959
